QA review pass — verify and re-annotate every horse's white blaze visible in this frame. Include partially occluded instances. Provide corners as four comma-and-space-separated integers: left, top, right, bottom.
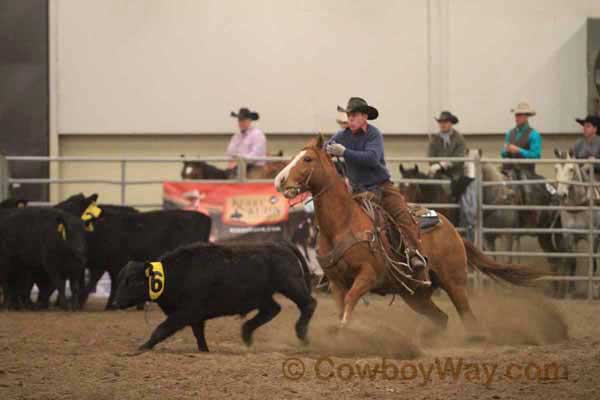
184, 166, 193, 176
274, 150, 306, 191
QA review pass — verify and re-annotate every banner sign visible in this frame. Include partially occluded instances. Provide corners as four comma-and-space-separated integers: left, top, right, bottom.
163, 182, 312, 241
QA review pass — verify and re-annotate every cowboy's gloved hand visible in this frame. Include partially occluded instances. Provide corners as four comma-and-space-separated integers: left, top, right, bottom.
326, 143, 346, 157
428, 163, 443, 176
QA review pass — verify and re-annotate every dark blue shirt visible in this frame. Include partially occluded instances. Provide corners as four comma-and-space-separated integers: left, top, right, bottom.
327, 124, 391, 191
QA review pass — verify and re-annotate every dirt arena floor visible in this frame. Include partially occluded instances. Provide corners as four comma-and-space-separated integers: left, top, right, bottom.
1, 288, 599, 400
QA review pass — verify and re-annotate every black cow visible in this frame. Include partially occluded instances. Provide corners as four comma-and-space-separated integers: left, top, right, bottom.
56, 194, 212, 309
0, 208, 86, 310
0, 198, 28, 209
114, 241, 317, 352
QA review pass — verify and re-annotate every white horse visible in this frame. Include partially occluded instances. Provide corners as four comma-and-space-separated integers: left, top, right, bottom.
554, 149, 600, 297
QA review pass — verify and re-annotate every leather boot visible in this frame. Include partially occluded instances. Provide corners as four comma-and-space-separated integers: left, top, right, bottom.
407, 249, 431, 286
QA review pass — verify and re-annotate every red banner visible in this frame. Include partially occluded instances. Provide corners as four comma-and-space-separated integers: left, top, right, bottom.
163, 182, 297, 240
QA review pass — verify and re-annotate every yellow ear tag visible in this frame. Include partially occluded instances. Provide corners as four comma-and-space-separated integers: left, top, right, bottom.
57, 223, 67, 241
81, 203, 102, 232
148, 262, 165, 301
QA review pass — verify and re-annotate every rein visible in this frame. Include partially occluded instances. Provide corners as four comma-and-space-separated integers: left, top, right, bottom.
288, 148, 339, 206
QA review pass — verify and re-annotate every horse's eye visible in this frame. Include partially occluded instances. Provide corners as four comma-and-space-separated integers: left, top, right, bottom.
303, 156, 312, 162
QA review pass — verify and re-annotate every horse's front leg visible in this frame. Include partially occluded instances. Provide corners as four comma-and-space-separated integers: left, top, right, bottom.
341, 266, 377, 326
329, 280, 347, 321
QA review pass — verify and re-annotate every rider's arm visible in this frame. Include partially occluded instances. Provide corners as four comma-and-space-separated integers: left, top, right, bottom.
324, 131, 343, 149
500, 130, 510, 158
342, 133, 384, 168
246, 130, 267, 160
427, 140, 436, 161
226, 133, 241, 157
446, 136, 466, 169
518, 130, 542, 159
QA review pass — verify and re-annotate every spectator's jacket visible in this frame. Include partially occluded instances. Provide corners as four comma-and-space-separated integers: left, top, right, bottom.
226, 127, 267, 166
501, 123, 542, 172
427, 129, 466, 179
572, 135, 600, 173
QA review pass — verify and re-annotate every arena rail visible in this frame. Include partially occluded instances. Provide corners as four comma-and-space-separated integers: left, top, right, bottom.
1, 154, 599, 299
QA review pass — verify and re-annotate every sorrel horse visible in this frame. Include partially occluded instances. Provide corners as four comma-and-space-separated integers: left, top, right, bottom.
274, 135, 544, 340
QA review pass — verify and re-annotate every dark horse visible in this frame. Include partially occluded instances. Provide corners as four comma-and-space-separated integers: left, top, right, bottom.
181, 151, 287, 180
398, 164, 471, 225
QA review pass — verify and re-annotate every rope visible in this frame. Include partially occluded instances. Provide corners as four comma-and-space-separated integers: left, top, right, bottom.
357, 198, 431, 296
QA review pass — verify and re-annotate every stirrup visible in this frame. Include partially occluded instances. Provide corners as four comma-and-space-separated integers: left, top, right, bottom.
405, 249, 431, 287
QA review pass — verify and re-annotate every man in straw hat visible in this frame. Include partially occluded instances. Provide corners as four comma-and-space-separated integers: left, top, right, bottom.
428, 111, 467, 180
325, 97, 430, 285
501, 101, 543, 220
226, 107, 267, 173
336, 106, 349, 130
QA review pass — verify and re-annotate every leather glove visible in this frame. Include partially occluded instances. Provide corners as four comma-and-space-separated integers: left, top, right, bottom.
326, 143, 346, 157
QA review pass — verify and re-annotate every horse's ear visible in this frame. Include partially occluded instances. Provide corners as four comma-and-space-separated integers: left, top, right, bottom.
276, 150, 283, 157
414, 164, 419, 173
315, 134, 324, 149
554, 148, 560, 158
399, 164, 405, 174
478, 148, 483, 158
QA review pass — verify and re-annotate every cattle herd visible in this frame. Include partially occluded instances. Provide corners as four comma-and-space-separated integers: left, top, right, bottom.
0, 193, 318, 351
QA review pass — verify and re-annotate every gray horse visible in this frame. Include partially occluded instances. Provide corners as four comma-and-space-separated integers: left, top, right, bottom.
464, 149, 519, 260
554, 149, 600, 298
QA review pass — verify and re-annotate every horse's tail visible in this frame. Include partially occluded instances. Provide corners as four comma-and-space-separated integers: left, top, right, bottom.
462, 238, 546, 286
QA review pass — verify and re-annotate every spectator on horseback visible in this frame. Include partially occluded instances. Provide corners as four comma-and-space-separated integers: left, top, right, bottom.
325, 97, 429, 285
572, 115, 600, 179
336, 106, 349, 130
501, 102, 542, 205
227, 107, 267, 175
427, 111, 466, 180
572, 115, 600, 159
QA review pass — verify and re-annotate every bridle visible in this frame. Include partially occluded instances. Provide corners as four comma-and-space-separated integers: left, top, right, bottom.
560, 162, 589, 206
286, 147, 338, 206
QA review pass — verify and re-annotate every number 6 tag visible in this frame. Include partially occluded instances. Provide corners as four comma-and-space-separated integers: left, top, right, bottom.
146, 262, 165, 301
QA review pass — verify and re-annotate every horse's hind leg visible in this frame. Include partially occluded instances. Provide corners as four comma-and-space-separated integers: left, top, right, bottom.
444, 283, 486, 341
400, 288, 448, 341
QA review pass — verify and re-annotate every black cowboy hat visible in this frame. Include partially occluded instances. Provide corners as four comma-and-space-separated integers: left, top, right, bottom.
575, 115, 600, 129
337, 97, 379, 120
230, 107, 259, 121
435, 111, 459, 124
